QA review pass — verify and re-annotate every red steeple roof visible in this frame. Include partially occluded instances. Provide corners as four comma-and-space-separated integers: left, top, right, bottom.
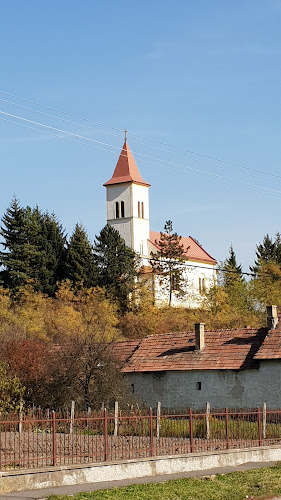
104, 141, 150, 187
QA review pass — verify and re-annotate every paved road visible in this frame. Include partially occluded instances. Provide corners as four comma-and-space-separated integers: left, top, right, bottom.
0, 461, 280, 499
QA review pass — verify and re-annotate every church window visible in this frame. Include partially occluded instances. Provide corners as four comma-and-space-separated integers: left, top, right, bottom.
199, 277, 205, 294
115, 202, 119, 219
140, 241, 144, 255
121, 201, 125, 218
138, 201, 144, 218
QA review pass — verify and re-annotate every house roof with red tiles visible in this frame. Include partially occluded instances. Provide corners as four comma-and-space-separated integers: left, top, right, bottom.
104, 141, 150, 187
255, 313, 281, 360
149, 231, 217, 265
113, 327, 269, 373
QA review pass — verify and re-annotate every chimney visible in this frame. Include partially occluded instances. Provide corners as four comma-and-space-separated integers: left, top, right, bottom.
194, 323, 205, 351
266, 305, 278, 330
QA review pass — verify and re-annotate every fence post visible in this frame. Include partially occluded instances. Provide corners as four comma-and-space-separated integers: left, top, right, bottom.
104, 408, 108, 462
257, 406, 262, 446
114, 401, 118, 437
206, 402, 210, 439
156, 402, 161, 440
87, 406, 91, 429
52, 410, 57, 466
149, 407, 154, 457
225, 408, 230, 449
70, 400, 75, 435
19, 401, 23, 434
189, 408, 194, 453
262, 402, 267, 439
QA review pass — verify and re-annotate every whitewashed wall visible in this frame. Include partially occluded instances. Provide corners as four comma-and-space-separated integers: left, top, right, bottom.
127, 360, 281, 409
151, 261, 217, 308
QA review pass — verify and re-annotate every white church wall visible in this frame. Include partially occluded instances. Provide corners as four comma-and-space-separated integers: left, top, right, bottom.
106, 184, 132, 247
131, 184, 150, 256
153, 260, 216, 308
106, 183, 132, 221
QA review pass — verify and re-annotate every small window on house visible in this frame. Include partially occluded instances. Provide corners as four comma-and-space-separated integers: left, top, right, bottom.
199, 278, 202, 294
141, 202, 144, 218
196, 382, 202, 390
121, 201, 125, 218
138, 201, 141, 218
115, 202, 119, 219
140, 241, 144, 255
131, 384, 135, 394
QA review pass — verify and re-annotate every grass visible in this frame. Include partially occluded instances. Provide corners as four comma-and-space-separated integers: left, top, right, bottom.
47, 463, 281, 500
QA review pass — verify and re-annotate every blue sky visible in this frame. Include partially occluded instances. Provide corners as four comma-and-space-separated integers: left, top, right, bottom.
1, 0, 281, 271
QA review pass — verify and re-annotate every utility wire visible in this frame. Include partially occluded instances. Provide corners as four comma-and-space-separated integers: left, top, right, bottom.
1, 111, 281, 198
0, 89, 280, 182
1, 96, 280, 183
0, 234, 275, 278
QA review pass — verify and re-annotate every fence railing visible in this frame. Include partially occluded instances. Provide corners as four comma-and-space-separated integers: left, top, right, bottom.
1, 404, 281, 471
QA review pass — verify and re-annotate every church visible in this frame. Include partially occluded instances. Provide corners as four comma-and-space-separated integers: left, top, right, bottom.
104, 139, 217, 307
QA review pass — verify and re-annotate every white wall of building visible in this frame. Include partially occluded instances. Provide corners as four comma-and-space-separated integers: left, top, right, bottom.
127, 360, 281, 409
150, 260, 217, 308
106, 182, 150, 257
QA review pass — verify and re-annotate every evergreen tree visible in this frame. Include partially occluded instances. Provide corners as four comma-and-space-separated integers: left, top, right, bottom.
34, 210, 67, 295
64, 224, 97, 288
94, 224, 137, 311
150, 220, 186, 306
0, 198, 66, 295
219, 245, 253, 316
0, 197, 30, 290
250, 233, 281, 273
222, 244, 243, 288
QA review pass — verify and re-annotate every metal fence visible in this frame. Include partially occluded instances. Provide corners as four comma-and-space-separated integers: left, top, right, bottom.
1, 405, 281, 471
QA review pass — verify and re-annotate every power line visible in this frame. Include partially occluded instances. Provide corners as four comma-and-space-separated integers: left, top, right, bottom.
1, 111, 281, 198
1, 96, 280, 184
0, 234, 275, 278
0, 89, 280, 182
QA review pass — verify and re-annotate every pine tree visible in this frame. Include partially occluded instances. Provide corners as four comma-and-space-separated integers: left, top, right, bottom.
0, 197, 30, 290
0, 199, 66, 295
64, 224, 97, 288
150, 220, 186, 306
222, 244, 243, 288
94, 224, 137, 311
250, 233, 281, 273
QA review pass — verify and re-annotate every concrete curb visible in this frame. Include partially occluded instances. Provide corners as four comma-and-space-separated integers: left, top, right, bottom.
0, 445, 281, 495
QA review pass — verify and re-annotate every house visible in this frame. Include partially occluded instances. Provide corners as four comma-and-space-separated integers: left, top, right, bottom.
113, 306, 281, 409
104, 138, 217, 307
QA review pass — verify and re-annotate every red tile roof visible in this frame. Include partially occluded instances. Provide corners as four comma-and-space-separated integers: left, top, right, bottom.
149, 231, 217, 265
255, 317, 281, 360
113, 328, 268, 373
104, 141, 150, 187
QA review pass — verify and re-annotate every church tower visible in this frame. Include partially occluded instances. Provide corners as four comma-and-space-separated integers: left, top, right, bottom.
104, 138, 150, 258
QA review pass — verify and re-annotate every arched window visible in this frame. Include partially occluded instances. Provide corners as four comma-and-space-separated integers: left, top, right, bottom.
121, 201, 125, 218
140, 241, 144, 255
138, 201, 141, 218
141, 202, 144, 218
199, 277, 205, 295
115, 202, 119, 219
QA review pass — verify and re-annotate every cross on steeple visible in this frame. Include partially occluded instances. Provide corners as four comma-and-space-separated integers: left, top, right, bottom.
124, 129, 127, 143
